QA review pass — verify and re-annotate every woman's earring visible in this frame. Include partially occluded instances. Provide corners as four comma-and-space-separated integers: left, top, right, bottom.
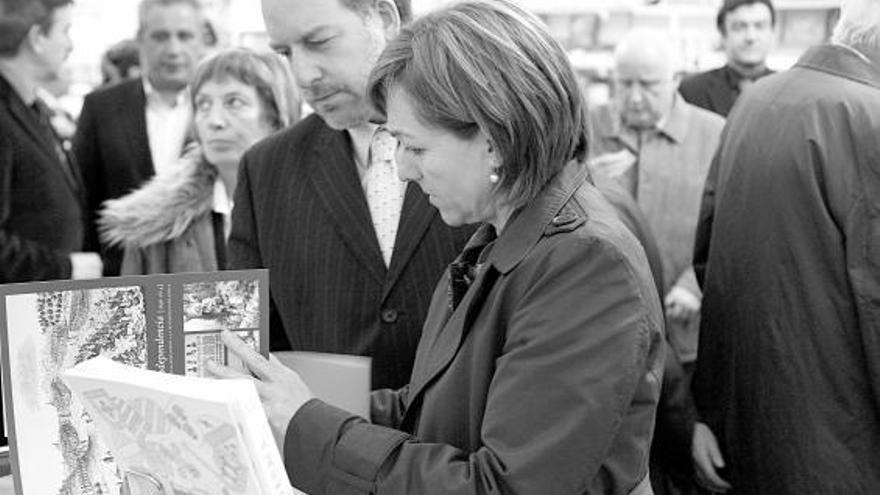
488, 171, 500, 184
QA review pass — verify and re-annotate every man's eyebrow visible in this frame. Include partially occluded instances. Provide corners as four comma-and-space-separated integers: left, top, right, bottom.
271, 25, 336, 49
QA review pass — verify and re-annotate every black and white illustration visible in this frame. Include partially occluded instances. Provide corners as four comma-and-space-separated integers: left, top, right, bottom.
182, 279, 260, 333
4, 286, 145, 495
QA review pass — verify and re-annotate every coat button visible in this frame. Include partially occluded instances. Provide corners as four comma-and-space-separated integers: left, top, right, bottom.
381, 309, 398, 323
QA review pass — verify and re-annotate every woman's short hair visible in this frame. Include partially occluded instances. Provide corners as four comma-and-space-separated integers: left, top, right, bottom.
833, 0, 880, 49
367, 0, 589, 208
190, 47, 300, 130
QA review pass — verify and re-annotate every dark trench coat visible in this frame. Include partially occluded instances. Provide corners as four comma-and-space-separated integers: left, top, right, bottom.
692, 44, 880, 494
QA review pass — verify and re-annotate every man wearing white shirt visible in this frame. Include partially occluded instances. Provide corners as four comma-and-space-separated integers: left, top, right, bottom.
143, 78, 191, 175
74, 0, 207, 275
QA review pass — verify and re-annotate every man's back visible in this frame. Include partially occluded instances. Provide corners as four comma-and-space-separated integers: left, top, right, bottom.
694, 44, 880, 494
229, 114, 473, 390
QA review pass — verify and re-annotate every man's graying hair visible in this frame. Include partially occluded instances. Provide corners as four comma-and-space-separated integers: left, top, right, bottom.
341, 0, 412, 23
833, 0, 880, 49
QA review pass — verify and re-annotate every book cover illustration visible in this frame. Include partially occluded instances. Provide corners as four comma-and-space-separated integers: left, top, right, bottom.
0, 270, 269, 495
64, 357, 296, 495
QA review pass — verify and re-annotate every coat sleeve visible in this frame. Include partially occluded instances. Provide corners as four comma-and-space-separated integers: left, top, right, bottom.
282, 235, 663, 495
369, 386, 408, 429
847, 158, 880, 420
693, 144, 722, 289
0, 133, 72, 281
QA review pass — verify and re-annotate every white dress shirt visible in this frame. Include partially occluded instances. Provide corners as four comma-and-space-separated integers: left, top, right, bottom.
143, 79, 191, 176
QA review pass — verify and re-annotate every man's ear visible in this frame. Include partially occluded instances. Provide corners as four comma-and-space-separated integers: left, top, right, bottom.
375, 0, 402, 41
25, 24, 46, 57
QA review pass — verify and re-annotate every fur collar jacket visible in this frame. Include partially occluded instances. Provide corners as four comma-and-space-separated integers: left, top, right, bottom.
99, 148, 218, 249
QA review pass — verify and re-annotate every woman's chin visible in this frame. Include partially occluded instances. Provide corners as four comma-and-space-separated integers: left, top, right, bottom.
206, 152, 242, 172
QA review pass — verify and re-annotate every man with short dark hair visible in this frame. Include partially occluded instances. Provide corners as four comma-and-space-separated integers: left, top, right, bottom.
228, 0, 473, 390
0, 0, 101, 282
679, 0, 776, 117
74, 0, 208, 276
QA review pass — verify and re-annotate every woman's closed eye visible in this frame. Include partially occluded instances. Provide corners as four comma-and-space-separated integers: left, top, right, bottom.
397, 140, 425, 157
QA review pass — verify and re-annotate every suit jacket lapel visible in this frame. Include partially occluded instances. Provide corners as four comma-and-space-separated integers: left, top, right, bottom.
382, 183, 438, 299
7, 94, 82, 196
308, 126, 386, 283
124, 82, 155, 178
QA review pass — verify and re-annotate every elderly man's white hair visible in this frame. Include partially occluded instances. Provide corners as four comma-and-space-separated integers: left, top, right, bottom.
613, 29, 681, 80
832, 0, 880, 48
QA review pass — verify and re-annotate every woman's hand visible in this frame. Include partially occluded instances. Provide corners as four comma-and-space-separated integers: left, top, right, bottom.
207, 330, 315, 447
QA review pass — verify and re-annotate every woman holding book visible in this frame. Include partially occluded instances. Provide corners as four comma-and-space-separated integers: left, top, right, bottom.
213, 1, 664, 493
99, 48, 298, 274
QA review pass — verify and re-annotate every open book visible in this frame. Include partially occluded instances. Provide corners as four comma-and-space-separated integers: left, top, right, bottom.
63, 356, 300, 495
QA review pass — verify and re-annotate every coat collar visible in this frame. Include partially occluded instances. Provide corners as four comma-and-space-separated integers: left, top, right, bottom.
119, 79, 155, 178
486, 160, 592, 274
99, 148, 216, 248
403, 161, 592, 415
797, 44, 880, 91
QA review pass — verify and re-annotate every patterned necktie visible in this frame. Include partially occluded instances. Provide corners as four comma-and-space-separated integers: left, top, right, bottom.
365, 127, 404, 267
448, 224, 497, 311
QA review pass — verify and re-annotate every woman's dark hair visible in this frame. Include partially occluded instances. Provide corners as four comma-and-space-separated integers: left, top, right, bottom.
367, 0, 589, 209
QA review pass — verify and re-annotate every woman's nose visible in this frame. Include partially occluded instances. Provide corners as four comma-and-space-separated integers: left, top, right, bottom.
206, 105, 227, 129
395, 149, 419, 182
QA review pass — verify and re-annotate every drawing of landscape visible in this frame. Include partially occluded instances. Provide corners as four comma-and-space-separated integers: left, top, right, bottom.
5, 286, 146, 495
79, 388, 256, 494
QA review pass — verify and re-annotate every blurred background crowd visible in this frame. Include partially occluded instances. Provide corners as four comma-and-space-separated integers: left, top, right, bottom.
53, 0, 841, 117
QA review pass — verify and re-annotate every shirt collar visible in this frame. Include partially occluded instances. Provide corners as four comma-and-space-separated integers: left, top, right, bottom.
142, 77, 190, 108
212, 180, 233, 216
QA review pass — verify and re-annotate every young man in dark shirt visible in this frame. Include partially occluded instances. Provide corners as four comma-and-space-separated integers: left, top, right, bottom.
679, 0, 776, 117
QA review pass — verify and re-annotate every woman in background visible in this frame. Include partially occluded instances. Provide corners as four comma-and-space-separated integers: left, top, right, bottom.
100, 48, 298, 274
213, 1, 664, 493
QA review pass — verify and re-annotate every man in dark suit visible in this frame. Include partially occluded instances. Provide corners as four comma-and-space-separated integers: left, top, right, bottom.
228, 0, 473, 390
74, 0, 207, 275
0, 0, 102, 283
679, 0, 776, 117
